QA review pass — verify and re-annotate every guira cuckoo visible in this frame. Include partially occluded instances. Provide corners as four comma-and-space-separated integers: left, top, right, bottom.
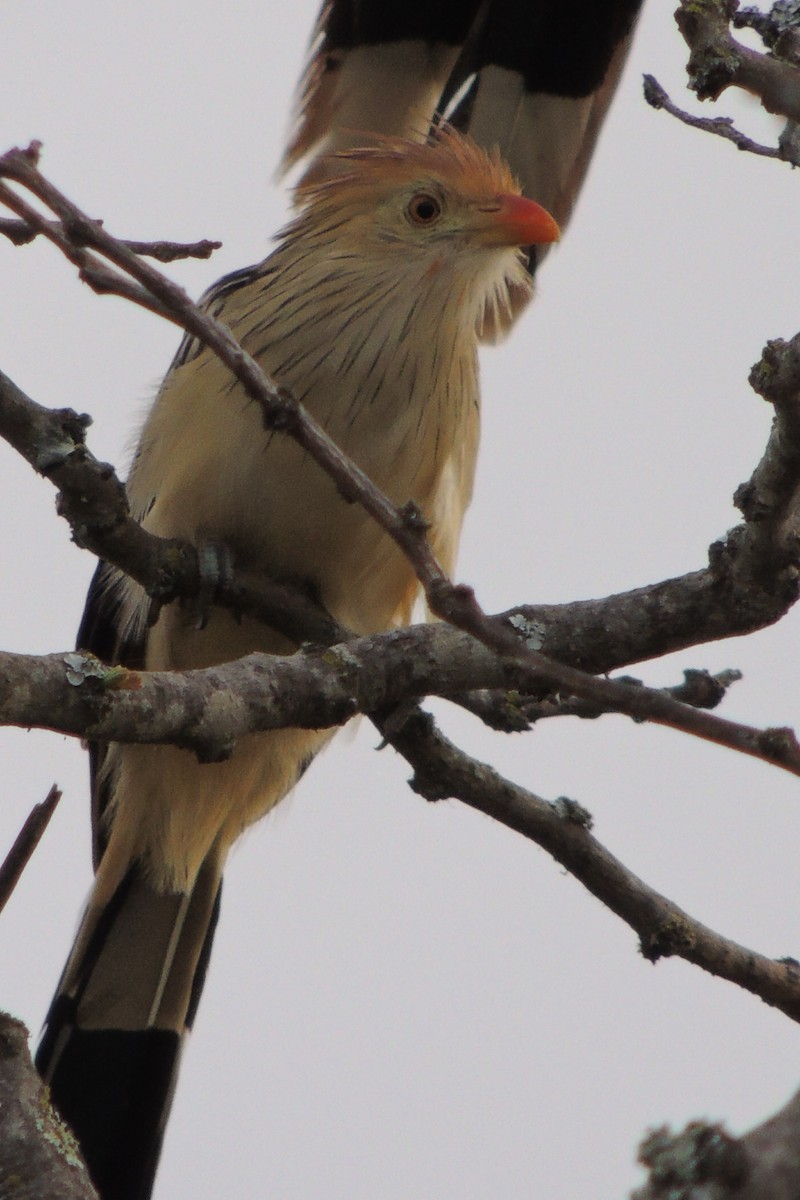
36, 2, 643, 1197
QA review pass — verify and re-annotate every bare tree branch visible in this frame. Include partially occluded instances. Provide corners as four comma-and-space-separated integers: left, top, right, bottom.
0, 786, 61, 915
0, 215, 221, 260
479, 667, 743, 727
643, 73, 787, 159
0, 636, 797, 779
378, 705, 800, 1022
4, 355, 795, 736
0, 368, 344, 643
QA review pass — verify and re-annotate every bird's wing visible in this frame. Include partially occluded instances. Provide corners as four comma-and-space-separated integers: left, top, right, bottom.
282, 0, 643, 240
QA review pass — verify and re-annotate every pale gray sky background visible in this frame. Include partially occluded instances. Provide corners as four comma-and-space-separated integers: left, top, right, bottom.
2, 4, 800, 1197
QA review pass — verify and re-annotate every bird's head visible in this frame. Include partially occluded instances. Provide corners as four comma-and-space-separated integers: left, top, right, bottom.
282, 125, 559, 338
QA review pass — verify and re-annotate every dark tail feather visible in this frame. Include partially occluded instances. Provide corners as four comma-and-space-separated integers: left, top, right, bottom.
38, 1024, 180, 1200
36, 857, 222, 1200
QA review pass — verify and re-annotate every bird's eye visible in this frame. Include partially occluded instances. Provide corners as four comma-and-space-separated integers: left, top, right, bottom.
407, 192, 442, 226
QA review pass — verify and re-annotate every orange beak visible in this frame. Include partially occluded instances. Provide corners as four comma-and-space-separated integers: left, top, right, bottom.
476, 193, 560, 248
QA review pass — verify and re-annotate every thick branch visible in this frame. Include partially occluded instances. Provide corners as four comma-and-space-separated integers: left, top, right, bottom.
634, 1088, 800, 1199
0, 634, 797, 779
0, 369, 342, 642
0, 1014, 97, 1200
675, 0, 800, 120
508, 330, 800, 672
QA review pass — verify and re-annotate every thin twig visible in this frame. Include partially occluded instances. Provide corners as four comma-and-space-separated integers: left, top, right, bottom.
0, 215, 221, 259
466, 668, 744, 727
643, 74, 783, 159
0, 785, 61, 915
108, 238, 221, 262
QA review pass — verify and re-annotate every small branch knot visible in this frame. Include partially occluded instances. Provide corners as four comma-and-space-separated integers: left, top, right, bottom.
642, 73, 668, 109
398, 500, 430, 532
750, 336, 800, 402
758, 724, 800, 760
641, 913, 698, 963
21, 140, 42, 165
259, 385, 300, 432
552, 796, 594, 829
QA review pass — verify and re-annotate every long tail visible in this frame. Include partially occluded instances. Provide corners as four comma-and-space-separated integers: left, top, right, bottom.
35, 852, 222, 1200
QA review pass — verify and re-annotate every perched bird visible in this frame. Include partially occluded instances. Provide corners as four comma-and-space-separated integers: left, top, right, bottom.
37, 1, 646, 1194
35, 126, 559, 1200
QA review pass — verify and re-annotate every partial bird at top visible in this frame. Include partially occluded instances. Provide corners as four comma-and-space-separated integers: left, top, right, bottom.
283, 0, 644, 251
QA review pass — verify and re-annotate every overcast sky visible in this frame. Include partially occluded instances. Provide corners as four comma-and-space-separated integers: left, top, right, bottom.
2, 4, 800, 1198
